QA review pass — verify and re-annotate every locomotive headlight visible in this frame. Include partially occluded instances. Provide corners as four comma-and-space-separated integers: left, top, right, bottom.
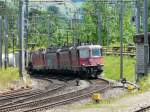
82, 64, 85, 66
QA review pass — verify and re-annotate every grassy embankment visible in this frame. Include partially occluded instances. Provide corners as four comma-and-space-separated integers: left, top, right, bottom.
103, 56, 150, 90
0, 68, 19, 89
103, 55, 136, 82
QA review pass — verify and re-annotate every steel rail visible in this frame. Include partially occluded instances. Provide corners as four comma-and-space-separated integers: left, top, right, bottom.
0, 79, 109, 112
0, 84, 65, 108
0, 77, 66, 108
23, 85, 109, 112
134, 105, 150, 112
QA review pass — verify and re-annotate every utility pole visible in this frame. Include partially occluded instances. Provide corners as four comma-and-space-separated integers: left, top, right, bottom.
25, 0, 28, 67
4, 16, 9, 69
95, 2, 102, 45
73, 10, 77, 46
66, 30, 69, 46
120, 1, 124, 80
106, 16, 110, 49
12, 32, 15, 67
0, 16, 2, 68
143, 0, 148, 76
11, 16, 15, 67
19, 0, 25, 79
48, 16, 51, 41
135, 0, 140, 81
70, 19, 73, 45
136, 0, 140, 33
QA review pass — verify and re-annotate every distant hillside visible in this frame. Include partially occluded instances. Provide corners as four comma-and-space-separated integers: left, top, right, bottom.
29, 0, 84, 18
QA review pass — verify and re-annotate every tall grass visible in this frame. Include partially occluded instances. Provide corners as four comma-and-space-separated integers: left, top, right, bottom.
103, 56, 135, 82
138, 75, 150, 91
0, 67, 19, 89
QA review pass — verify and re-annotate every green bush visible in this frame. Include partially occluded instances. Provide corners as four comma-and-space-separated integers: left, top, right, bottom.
138, 75, 150, 91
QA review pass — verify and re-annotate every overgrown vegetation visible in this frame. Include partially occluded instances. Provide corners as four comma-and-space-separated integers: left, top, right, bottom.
138, 75, 150, 91
1, 0, 150, 49
103, 55, 135, 82
0, 68, 19, 89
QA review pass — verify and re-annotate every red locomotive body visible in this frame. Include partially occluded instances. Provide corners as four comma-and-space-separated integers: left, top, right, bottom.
28, 45, 103, 78
31, 50, 46, 70
78, 45, 103, 66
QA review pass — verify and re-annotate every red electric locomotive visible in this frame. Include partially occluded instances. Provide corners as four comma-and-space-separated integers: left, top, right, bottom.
76, 45, 104, 77
28, 44, 104, 78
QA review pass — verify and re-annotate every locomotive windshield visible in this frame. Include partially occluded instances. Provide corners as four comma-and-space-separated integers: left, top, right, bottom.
79, 49, 89, 58
92, 48, 101, 56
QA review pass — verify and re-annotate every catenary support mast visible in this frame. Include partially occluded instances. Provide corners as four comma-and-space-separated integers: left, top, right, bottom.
143, 0, 148, 76
25, 0, 29, 67
4, 16, 9, 69
19, 0, 25, 79
0, 16, 2, 68
136, 0, 140, 33
120, 0, 124, 80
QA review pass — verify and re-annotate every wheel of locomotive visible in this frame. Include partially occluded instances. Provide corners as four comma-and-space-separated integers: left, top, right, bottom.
94, 73, 98, 79
27, 62, 33, 74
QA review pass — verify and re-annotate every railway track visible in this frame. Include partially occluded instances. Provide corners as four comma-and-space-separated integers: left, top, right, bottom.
0, 78, 66, 108
134, 105, 150, 112
0, 89, 42, 105
0, 84, 65, 108
0, 78, 109, 112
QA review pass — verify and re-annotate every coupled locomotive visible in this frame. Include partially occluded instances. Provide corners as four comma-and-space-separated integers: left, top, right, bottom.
28, 45, 104, 78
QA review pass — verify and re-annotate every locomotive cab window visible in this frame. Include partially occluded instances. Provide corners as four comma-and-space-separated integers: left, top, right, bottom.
79, 49, 89, 58
92, 48, 101, 56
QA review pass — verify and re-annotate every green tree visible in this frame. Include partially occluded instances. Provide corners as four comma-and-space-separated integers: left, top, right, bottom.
80, 0, 136, 46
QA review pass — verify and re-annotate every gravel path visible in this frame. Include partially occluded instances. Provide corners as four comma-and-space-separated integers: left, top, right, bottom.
76, 90, 150, 112
46, 88, 150, 112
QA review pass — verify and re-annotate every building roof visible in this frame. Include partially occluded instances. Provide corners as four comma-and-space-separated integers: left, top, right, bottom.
135, 32, 150, 38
